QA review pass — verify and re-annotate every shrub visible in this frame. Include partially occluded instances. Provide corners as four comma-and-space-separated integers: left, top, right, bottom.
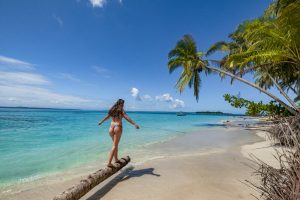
247, 115, 300, 200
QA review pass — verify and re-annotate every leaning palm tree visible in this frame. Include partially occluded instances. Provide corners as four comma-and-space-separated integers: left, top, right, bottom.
175, 0, 300, 114
222, 1, 300, 112
168, 34, 298, 115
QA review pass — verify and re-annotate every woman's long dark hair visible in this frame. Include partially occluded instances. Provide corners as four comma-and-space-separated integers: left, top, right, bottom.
108, 99, 125, 119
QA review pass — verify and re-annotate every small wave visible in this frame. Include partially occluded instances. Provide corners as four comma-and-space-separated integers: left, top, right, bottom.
0, 173, 48, 188
18, 174, 45, 184
130, 155, 168, 166
1, 189, 12, 194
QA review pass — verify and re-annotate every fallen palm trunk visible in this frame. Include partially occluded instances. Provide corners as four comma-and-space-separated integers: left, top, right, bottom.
53, 156, 131, 200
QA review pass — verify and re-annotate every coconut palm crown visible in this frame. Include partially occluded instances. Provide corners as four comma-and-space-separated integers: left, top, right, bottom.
168, 35, 209, 101
168, 34, 299, 115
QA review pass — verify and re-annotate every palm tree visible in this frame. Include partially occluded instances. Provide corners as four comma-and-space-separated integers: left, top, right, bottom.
168, 35, 209, 101
53, 156, 131, 200
221, 1, 300, 112
168, 34, 298, 115
197, 0, 300, 113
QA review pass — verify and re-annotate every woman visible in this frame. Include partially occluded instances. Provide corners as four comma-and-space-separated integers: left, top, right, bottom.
98, 99, 140, 167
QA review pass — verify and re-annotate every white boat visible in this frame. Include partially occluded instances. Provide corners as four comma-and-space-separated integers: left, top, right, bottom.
176, 112, 186, 116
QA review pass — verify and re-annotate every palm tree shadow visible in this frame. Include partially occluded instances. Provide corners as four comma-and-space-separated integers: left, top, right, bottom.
86, 167, 160, 200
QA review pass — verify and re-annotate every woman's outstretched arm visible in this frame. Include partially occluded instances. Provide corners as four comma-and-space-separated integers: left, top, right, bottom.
123, 112, 140, 129
98, 114, 110, 126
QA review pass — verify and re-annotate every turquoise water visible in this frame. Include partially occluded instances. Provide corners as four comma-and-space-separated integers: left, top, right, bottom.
0, 108, 239, 187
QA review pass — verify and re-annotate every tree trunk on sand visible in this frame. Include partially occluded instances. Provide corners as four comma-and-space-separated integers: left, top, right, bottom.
207, 66, 298, 115
53, 156, 131, 200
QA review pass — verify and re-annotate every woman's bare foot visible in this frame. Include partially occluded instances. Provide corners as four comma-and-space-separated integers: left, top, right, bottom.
115, 159, 122, 164
107, 163, 114, 168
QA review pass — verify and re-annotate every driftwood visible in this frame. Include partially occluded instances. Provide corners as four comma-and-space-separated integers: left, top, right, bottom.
246, 115, 300, 200
268, 114, 300, 146
53, 156, 131, 200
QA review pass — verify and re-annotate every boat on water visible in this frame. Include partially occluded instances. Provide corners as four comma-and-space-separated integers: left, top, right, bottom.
176, 112, 186, 116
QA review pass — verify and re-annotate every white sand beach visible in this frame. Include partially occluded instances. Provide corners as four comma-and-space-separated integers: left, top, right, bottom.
241, 130, 283, 169
81, 127, 264, 200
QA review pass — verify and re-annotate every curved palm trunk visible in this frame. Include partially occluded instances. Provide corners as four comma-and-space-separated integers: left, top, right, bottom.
53, 156, 131, 200
207, 66, 298, 115
267, 74, 300, 112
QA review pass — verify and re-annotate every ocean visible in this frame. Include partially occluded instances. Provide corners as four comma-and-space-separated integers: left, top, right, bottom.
0, 107, 240, 189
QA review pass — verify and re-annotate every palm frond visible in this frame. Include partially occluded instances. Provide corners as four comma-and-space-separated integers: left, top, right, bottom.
176, 70, 193, 93
206, 41, 231, 56
167, 34, 209, 101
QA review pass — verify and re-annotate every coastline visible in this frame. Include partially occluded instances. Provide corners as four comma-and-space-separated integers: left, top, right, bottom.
1, 117, 277, 200
81, 126, 265, 200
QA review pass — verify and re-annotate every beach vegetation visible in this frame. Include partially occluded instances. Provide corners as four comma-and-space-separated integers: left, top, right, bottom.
167, 0, 300, 115
247, 114, 300, 200
223, 93, 291, 117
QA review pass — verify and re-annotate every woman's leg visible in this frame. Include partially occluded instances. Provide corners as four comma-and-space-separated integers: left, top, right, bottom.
108, 126, 122, 166
112, 127, 122, 162
107, 127, 115, 166
109, 127, 119, 162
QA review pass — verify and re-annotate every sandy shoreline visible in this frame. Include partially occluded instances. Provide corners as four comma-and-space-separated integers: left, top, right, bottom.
2, 119, 277, 200
80, 127, 264, 200
241, 130, 282, 169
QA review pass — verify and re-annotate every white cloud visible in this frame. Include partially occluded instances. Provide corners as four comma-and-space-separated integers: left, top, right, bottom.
92, 65, 110, 76
142, 94, 153, 101
92, 65, 110, 78
155, 93, 185, 109
0, 84, 99, 108
130, 88, 152, 101
0, 71, 50, 85
0, 55, 35, 70
129, 88, 185, 110
8, 97, 17, 102
171, 99, 185, 109
0, 56, 102, 109
92, 65, 108, 73
89, 0, 106, 8
155, 93, 173, 102
53, 14, 63, 28
0, 71, 100, 108
57, 73, 81, 82
131, 87, 141, 101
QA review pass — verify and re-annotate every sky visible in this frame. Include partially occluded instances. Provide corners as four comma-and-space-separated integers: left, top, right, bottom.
0, 0, 287, 113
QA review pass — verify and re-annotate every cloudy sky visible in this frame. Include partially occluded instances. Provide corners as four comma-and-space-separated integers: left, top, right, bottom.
1, 0, 283, 113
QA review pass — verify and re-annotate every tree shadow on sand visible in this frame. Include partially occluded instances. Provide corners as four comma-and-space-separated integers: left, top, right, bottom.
86, 167, 160, 200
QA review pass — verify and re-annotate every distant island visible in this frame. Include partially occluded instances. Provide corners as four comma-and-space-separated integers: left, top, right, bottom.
195, 111, 224, 114
193, 111, 244, 116
0, 106, 80, 111
0, 107, 244, 115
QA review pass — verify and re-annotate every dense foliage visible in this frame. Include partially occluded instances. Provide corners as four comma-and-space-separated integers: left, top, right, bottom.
223, 93, 291, 116
168, 0, 300, 115
207, 0, 300, 104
